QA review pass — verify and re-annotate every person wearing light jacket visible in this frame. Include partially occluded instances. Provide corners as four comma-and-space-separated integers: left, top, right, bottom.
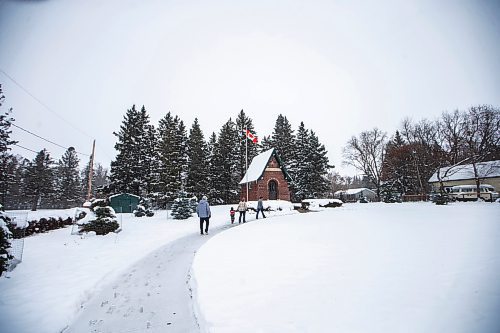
197, 195, 211, 235
237, 198, 247, 223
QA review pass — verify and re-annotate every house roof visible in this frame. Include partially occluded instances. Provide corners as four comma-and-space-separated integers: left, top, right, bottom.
334, 188, 376, 195
428, 160, 500, 183
239, 148, 292, 184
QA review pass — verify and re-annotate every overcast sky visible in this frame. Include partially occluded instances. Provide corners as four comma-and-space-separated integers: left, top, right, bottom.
1, 0, 499, 175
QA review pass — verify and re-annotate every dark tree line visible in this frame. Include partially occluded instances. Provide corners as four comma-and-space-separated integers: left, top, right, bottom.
342, 105, 500, 199
0, 83, 109, 210
110, 108, 333, 206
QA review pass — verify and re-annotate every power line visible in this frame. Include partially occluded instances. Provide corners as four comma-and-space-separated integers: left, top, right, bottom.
0, 68, 93, 140
12, 123, 90, 157
13, 144, 39, 154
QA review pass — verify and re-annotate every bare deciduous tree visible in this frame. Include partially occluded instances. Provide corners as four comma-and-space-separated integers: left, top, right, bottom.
343, 128, 387, 199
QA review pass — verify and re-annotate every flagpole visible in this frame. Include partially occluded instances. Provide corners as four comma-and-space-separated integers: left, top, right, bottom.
245, 125, 249, 201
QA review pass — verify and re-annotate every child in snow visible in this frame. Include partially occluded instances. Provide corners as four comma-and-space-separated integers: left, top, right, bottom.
230, 207, 235, 224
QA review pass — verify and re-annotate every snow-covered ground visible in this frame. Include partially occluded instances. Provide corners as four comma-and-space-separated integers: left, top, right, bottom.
192, 202, 500, 333
2, 202, 499, 333
0, 202, 293, 333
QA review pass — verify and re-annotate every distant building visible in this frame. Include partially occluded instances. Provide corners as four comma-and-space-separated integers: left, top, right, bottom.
109, 193, 140, 213
334, 188, 377, 202
428, 160, 500, 192
239, 148, 292, 201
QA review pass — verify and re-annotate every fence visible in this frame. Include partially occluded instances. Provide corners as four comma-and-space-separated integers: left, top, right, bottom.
401, 194, 429, 202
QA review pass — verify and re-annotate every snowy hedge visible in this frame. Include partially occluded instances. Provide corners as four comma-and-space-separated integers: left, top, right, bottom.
6, 208, 89, 238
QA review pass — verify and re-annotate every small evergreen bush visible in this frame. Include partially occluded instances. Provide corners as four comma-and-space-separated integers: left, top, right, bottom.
171, 191, 193, 220
80, 199, 119, 235
0, 209, 13, 276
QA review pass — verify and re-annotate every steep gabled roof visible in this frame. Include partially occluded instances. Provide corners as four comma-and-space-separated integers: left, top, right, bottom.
428, 160, 500, 183
239, 148, 292, 184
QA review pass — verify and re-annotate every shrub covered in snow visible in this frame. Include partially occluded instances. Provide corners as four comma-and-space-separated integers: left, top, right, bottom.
79, 199, 119, 235
133, 205, 154, 217
171, 191, 193, 220
0, 209, 13, 276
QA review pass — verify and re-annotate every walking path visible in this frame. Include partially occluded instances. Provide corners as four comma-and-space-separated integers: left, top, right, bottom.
65, 221, 242, 333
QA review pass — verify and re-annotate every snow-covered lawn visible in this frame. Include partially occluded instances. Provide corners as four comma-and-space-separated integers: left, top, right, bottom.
0, 202, 293, 333
192, 202, 500, 333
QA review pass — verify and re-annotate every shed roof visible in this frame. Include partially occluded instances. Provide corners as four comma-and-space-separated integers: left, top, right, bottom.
239, 148, 292, 184
109, 193, 141, 200
428, 160, 500, 183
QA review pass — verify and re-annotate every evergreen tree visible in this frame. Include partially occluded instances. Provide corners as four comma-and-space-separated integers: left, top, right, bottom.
80, 199, 119, 235
289, 123, 332, 200
259, 135, 274, 151
270, 114, 296, 170
157, 113, 188, 206
0, 84, 17, 208
235, 110, 259, 183
206, 132, 218, 203
306, 130, 332, 197
290, 122, 310, 201
186, 118, 208, 200
24, 149, 55, 211
56, 147, 81, 208
211, 119, 239, 204
110, 105, 156, 197
0, 207, 13, 276
4, 155, 26, 209
170, 190, 193, 219
381, 131, 418, 194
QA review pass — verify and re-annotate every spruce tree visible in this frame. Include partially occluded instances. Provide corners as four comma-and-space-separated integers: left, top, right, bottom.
289, 122, 309, 201
170, 190, 193, 219
211, 119, 239, 204
158, 113, 188, 206
306, 130, 332, 197
206, 132, 218, 203
80, 199, 119, 235
270, 114, 296, 170
235, 110, 259, 183
110, 105, 156, 197
260, 135, 274, 151
0, 207, 13, 276
0, 84, 17, 208
24, 149, 55, 211
56, 147, 82, 208
186, 118, 208, 200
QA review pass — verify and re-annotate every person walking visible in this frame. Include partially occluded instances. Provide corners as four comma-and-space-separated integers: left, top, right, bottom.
230, 207, 236, 224
197, 195, 211, 235
256, 196, 266, 219
237, 198, 247, 223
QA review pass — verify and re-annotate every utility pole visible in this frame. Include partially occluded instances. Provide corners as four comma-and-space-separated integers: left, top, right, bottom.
87, 140, 96, 201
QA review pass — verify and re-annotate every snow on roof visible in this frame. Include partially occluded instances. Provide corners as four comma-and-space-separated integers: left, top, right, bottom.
429, 160, 500, 183
109, 193, 141, 199
335, 188, 375, 195
239, 148, 275, 184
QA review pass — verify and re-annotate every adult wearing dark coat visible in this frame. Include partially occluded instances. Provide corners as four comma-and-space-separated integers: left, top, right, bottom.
256, 197, 266, 219
197, 195, 211, 235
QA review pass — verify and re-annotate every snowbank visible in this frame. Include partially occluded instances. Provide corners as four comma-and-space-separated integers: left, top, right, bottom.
192, 202, 500, 333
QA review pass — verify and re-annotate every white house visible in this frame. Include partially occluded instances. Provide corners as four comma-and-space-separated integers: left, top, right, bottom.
334, 188, 377, 202
428, 160, 500, 192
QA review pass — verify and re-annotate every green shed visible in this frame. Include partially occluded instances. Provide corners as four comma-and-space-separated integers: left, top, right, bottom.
109, 193, 140, 213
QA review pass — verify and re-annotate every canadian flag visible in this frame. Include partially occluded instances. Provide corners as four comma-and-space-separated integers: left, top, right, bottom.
244, 129, 258, 143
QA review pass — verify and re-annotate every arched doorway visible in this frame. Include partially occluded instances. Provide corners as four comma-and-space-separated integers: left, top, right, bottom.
268, 180, 278, 200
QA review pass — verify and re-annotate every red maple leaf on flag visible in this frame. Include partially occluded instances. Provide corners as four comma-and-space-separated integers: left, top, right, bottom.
244, 129, 258, 143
